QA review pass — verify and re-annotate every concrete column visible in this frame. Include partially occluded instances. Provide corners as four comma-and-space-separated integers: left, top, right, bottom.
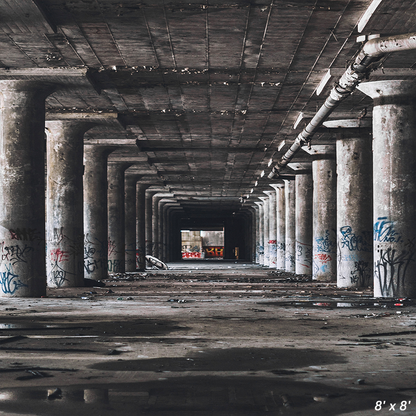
145, 190, 158, 256
84, 146, 114, 281
162, 202, 179, 260
309, 147, 337, 281
254, 205, 260, 264
271, 184, 285, 270
152, 196, 159, 258
153, 194, 174, 259
136, 183, 150, 271
107, 162, 131, 274
162, 203, 171, 260
255, 202, 264, 265
167, 206, 183, 261
284, 179, 296, 273
358, 80, 416, 298
125, 174, 140, 272
157, 199, 165, 259
0, 81, 53, 297
152, 195, 161, 258
265, 190, 277, 268
324, 119, 373, 288
259, 196, 270, 266
294, 172, 313, 275
46, 120, 95, 288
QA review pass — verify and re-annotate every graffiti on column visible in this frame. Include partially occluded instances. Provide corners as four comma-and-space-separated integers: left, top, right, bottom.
285, 253, 295, 269
84, 234, 107, 275
108, 259, 123, 272
374, 217, 402, 243
107, 238, 123, 272
374, 246, 414, 297
340, 226, 371, 252
49, 248, 70, 287
296, 241, 312, 269
108, 238, 117, 256
313, 230, 335, 274
315, 230, 336, 253
337, 225, 372, 286
350, 260, 371, 286
373, 218, 415, 296
0, 239, 31, 294
276, 242, 285, 251
49, 228, 83, 287
136, 246, 145, 268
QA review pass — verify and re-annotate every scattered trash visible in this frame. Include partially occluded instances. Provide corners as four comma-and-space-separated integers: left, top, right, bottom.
355, 379, 365, 385
145, 255, 168, 270
280, 394, 292, 407
167, 299, 187, 303
313, 395, 329, 402
47, 388, 62, 400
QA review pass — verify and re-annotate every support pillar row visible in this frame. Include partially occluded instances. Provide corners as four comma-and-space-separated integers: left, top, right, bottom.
307, 147, 337, 281
265, 190, 277, 268
294, 170, 313, 275
84, 146, 114, 281
259, 196, 270, 267
324, 119, 373, 288
0, 81, 54, 297
359, 79, 416, 298
46, 120, 95, 288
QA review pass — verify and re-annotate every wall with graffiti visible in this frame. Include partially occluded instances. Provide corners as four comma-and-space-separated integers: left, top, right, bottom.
181, 230, 224, 259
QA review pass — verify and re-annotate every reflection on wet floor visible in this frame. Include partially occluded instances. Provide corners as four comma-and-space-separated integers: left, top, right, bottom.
0, 378, 412, 416
1, 267, 415, 415
90, 347, 347, 372
263, 297, 415, 309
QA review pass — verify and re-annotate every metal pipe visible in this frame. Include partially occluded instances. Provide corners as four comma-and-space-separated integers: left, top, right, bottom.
273, 32, 416, 174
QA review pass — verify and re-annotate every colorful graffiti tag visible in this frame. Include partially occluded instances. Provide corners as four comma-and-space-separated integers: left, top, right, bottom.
203, 246, 224, 258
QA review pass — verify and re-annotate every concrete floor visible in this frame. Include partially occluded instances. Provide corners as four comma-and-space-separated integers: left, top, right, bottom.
0, 261, 415, 415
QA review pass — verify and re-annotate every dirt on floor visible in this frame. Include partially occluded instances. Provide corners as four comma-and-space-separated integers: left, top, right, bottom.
0, 262, 415, 415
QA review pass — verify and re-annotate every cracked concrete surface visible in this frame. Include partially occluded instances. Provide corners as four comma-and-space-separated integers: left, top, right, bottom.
0, 262, 415, 415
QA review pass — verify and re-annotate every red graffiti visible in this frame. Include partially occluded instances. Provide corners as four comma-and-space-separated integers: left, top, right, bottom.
50, 248, 69, 262
182, 252, 202, 258
314, 253, 332, 263
269, 240, 277, 244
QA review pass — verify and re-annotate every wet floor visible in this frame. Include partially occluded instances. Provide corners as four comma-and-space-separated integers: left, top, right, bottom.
0, 262, 415, 415
0, 378, 412, 416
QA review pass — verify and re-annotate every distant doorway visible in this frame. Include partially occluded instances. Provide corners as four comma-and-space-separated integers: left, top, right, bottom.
181, 230, 224, 259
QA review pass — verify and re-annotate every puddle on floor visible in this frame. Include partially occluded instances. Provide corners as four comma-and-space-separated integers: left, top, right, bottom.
0, 324, 67, 330
263, 298, 415, 309
90, 347, 347, 372
0, 319, 188, 336
0, 378, 412, 416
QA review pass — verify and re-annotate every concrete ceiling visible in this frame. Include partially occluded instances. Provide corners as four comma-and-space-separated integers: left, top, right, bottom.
1, 0, 416, 217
